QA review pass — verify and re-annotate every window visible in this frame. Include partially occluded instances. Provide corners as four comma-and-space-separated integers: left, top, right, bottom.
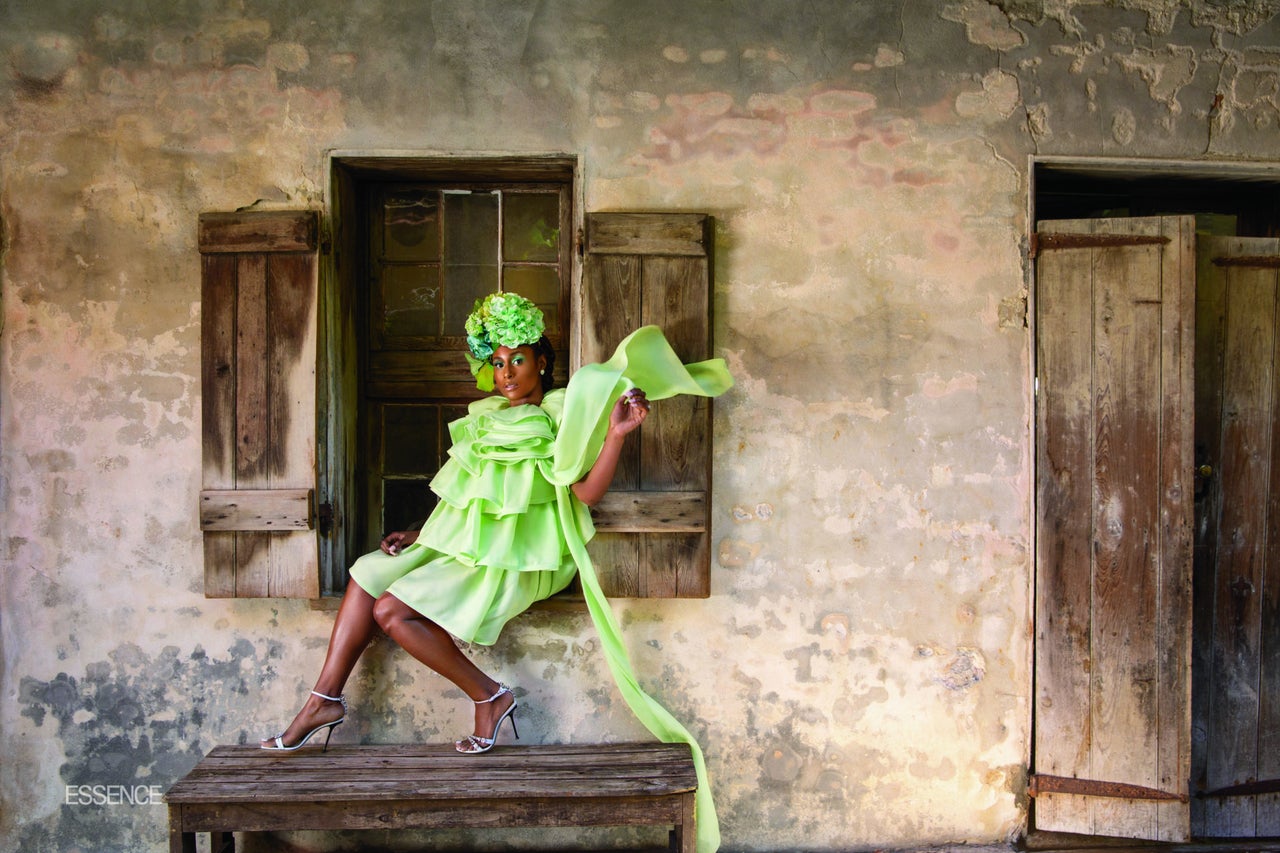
360, 182, 572, 553
199, 156, 719, 601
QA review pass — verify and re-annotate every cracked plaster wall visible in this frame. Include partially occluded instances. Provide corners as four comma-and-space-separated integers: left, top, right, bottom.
1, 1, 1278, 851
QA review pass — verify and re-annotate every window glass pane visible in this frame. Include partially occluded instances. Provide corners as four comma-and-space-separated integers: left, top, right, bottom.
444, 192, 499, 333
503, 193, 560, 262
383, 404, 437, 475
383, 480, 435, 533
503, 267, 561, 336
384, 191, 439, 262
381, 265, 441, 337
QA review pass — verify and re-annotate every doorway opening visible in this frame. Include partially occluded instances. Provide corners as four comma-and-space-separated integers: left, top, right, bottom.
1031, 157, 1280, 844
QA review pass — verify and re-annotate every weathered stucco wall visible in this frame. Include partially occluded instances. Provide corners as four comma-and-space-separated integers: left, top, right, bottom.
2, 1, 1278, 850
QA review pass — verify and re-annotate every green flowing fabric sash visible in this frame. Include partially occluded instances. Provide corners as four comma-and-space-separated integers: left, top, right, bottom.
547, 326, 734, 488
550, 325, 732, 853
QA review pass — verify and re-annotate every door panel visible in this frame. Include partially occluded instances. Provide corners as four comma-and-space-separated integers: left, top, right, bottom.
1192, 236, 1280, 838
1034, 216, 1195, 842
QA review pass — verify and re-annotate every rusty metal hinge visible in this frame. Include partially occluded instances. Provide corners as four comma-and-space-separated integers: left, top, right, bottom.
1028, 774, 1187, 803
1212, 255, 1280, 269
1035, 233, 1171, 252
317, 501, 336, 537
1198, 777, 1280, 799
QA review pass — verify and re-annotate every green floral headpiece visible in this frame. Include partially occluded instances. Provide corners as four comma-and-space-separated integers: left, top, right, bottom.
463, 292, 546, 392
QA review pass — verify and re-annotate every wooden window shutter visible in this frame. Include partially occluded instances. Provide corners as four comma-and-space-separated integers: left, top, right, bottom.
199, 210, 321, 598
579, 212, 715, 598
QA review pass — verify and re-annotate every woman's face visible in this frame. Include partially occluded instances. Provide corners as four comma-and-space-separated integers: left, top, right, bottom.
491, 345, 546, 406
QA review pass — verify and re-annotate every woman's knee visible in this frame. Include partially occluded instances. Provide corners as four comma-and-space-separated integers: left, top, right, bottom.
372, 593, 408, 632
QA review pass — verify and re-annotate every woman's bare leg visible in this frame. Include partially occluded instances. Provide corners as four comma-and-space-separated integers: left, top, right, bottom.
261, 579, 377, 747
371, 593, 513, 741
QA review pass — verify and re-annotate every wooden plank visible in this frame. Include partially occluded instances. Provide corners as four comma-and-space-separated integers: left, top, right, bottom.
1155, 215, 1194, 842
586, 213, 709, 257
168, 778, 691, 800
198, 741, 691, 760
175, 751, 695, 776
171, 765, 694, 788
232, 254, 271, 597
581, 253, 643, 488
1191, 236, 1230, 834
640, 254, 712, 599
234, 255, 269, 479
201, 254, 238, 486
590, 491, 707, 533
641, 256, 709, 490
673, 533, 711, 598
266, 252, 320, 597
1034, 217, 1097, 837
1263, 252, 1280, 836
173, 796, 685, 832
201, 536, 237, 599
201, 254, 238, 597
366, 348, 478, 386
173, 743, 695, 773
581, 251, 643, 597
636, 535, 677, 598
200, 489, 313, 530
336, 155, 575, 184
234, 533, 271, 597
1089, 217, 1161, 841
1204, 248, 1273, 837
198, 210, 319, 254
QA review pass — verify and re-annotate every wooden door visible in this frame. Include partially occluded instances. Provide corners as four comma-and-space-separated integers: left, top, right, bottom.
1033, 215, 1195, 841
1192, 236, 1280, 838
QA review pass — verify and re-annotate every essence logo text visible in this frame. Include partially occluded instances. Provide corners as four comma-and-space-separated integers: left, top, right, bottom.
63, 784, 165, 806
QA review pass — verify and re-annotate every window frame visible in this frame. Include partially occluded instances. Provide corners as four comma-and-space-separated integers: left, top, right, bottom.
322, 155, 580, 593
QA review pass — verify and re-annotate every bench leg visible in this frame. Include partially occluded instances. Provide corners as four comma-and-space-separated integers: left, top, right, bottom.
168, 805, 196, 853
167, 827, 195, 853
671, 792, 696, 853
210, 830, 235, 853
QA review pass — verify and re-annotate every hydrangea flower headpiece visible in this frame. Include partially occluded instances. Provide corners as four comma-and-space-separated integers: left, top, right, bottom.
463, 292, 546, 392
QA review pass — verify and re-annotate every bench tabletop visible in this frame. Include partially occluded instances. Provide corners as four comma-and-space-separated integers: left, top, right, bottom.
165, 742, 697, 804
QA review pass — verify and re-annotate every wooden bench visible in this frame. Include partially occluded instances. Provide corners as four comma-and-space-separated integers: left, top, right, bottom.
165, 742, 697, 853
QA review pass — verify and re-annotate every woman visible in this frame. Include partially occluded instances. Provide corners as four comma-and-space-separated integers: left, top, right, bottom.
261, 292, 731, 851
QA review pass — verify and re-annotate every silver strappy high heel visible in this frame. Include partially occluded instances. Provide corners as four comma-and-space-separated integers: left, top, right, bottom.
455, 684, 518, 754
261, 691, 347, 751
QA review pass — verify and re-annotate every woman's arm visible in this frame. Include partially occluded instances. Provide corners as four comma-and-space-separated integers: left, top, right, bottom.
571, 389, 649, 506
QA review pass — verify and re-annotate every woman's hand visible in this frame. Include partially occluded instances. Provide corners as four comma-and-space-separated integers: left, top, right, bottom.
609, 388, 650, 437
573, 389, 650, 506
380, 530, 419, 555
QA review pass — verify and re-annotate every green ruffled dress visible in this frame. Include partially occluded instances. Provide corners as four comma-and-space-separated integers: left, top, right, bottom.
348, 325, 732, 853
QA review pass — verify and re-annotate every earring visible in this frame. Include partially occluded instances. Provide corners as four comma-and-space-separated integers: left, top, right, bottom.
539, 369, 545, 375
